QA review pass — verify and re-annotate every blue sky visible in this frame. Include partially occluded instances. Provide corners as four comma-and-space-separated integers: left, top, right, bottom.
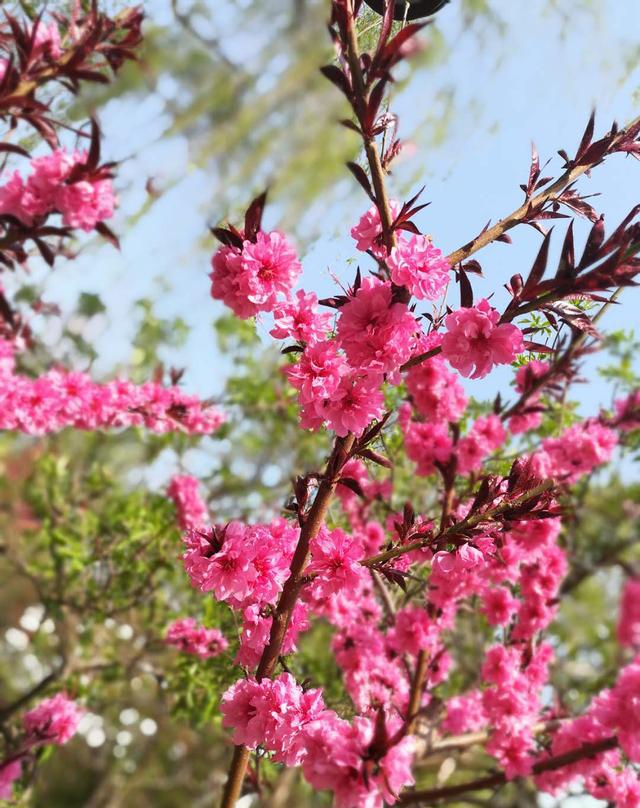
11, 0, 640, 485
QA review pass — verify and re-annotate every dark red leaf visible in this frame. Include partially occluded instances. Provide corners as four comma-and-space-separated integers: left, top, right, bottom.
346, 162, 375, 202
94, 221, 120, 249
244, 190, 268, 241
523, 229, 552, 296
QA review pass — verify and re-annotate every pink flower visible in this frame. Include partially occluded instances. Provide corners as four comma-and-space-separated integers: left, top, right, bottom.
237, 601, 309, 668
219, 677, 269, 748
0, 341, 224, 436
31, 20, 62, 59
23, 693, 83, 745
431, 550, 457, 575
514, 359, 550, 394
182, 520, 298, 609
165, 617, 227, 659
350, 200, 401, 257
534, 421, 618, 483
286, 339, 348, 406
0, 760, 21, 801
57, 177, 116, 230
481, 645, 520, 686
481, 587, 519, 626
387, 234, 451, 300
308, 528, 365, 598
336, 278, 418, 374
441, 299, 524, 379
618, 578, 640, 649
390, 606, 438, 656
322, 370, 385, 437
1, 149, 118, 231
220, 673, 327, 761
167, 475, 208, 529
457, 543, 484, 569
240, 231, 302, 306
0, 172, 33, 224
405, 351, 467, 423
457, 414, 506, 475
443, 690, 486, 734
270, 289, 333, 344
400, 403, 453, 476
210, 231, 301, 318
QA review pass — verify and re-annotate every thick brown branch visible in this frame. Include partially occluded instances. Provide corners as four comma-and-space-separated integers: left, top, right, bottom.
219, 434, 355, 808
398, 735, 617, 805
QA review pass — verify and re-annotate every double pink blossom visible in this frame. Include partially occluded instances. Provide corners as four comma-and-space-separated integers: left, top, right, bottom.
0, 149, 116, 231
270, 289, 333, 345
387, 234, 451, 300
618, 578, 640, 649
441, 299, 524, 379
165, 618, 227, 659
23, 693, 83, 746
336, 278, 418, 374
350, 200, 401, 257
210, 231, 301, 318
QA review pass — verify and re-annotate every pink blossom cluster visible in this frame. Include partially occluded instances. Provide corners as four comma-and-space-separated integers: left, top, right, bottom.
387, 234, 451, 300
167, 474, 208, 530
0, 339, 224, 435
210, 231, 302, 319
0, 692, 83, 800
531, 421, 618, 483
221, 673, 415, 808
164, 618, 228, 659
181, 518, 315, 666
0, 760, 22, 801
442, 689, 485, 735
336, 278, 418, 374
23, 692, 83, 746
618, 578, 640, 649
456, 414, 506, 474
183, 518, 299, 609
350, 200, 402, 257
286, 338, 385, 436
400, 406, 506, 478
285, 278, 422, 436
441, 299, 524, 379
536, 656, 640, 804
400, 403, 453, 476
236, 601, 309, 668
0, 149, 116, 231
270, 289, 333, 345
405, 337, 467, 423
351, 203, 452, 301
481, 642, 554, 778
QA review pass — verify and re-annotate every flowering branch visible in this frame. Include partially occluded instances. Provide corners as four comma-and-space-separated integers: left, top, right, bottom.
361, 479, 556, 568
397, 735, 618, 805
446, 112, 640, 267
219, 434, 356, 808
